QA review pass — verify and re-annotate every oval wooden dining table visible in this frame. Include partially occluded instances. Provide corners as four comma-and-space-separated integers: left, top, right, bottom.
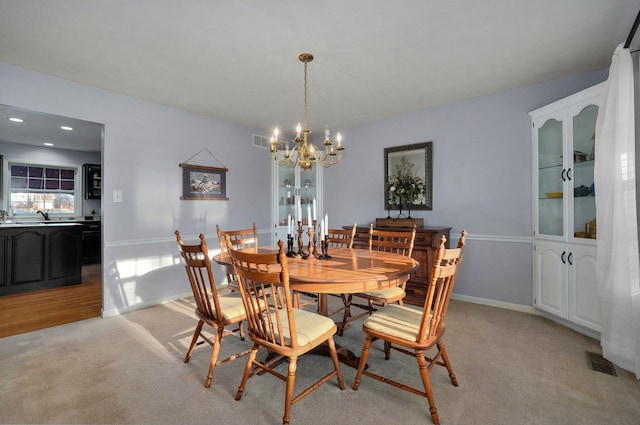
213, 246, 419, 367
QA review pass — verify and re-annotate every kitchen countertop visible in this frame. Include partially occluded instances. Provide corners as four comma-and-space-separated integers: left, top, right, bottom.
0, 222, 84, 227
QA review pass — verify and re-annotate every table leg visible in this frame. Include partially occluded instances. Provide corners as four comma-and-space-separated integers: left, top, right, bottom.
317, 293, 329, 316
312, 293, 364, 369
309, 342, 362, 368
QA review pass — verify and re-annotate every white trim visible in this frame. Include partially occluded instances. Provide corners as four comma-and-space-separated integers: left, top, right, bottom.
451, 293, 537, 314
460, 233, 532, 244
105, 231, 532, 249
104, 227, 273, 248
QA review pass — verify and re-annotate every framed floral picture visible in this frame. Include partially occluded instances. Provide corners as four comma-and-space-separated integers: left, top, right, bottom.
180, 163, 229, 200
384, 142, 432, 212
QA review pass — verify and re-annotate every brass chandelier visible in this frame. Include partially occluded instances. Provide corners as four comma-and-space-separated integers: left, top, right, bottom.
270, 53, 344, 171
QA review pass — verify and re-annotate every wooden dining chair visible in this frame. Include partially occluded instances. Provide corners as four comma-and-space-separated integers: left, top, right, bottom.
216, 223, 258, 292
337, 223, 417, 335
352, 230, 466, 425
174, 231, 250, 388
227, 238, 345, 425
326, 223, 356, 249
323, 224, 357, 320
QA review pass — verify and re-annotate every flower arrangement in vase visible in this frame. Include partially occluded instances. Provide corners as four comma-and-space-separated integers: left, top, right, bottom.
385, 157, 425, 218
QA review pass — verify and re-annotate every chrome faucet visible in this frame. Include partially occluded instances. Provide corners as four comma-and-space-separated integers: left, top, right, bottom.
36, 210, 50, 221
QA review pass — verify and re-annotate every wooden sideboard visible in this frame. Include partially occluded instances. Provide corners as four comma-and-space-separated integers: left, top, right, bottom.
348, 225, 451, 307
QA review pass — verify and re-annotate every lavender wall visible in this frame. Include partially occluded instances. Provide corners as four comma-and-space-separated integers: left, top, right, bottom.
0, 58, 608, 314
325, 69, 608, 307
0, 61, 270, 315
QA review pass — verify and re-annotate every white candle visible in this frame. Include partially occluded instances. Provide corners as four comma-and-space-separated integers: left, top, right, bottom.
307, 205, 312, 229
320, 220, 324, 241
312, 198, 317, 221
296, 198, 301, 224
287, 214, 291, 234
324, 213, 329, 237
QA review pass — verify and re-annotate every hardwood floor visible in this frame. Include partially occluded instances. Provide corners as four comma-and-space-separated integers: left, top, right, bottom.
0, 264, 102, 338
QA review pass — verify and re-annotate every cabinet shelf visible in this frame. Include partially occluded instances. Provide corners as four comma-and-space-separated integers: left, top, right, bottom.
539, 160, 593, 171
539, 163, 563, 171
539, 195, 595, 200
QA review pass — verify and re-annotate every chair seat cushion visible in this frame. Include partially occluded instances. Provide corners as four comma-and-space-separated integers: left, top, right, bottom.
363, 304, 430, 342
272, 308, 335, 347
356, 285, 405, 302
213, 293, 246, 320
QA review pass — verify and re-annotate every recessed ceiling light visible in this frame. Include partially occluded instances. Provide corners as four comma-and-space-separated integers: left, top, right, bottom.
8, 117, 24, 123
43, 142, 54, 147
60, 126, 73, 131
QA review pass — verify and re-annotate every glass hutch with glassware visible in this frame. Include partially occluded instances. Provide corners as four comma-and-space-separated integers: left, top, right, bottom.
530, 82, 602, 334
271, 160, 323, 245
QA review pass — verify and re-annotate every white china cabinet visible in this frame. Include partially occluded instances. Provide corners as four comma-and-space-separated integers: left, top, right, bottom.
271, 161, 323, 245
530, 83, 603, 333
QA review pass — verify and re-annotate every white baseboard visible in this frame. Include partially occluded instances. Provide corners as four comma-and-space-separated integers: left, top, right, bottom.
451, 293, 537, 314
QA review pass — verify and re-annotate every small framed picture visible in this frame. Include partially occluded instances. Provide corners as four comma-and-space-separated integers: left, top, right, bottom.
180, 163, 229, 200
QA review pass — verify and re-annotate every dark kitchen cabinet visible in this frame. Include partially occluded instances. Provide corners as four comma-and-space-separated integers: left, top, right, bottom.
0, 224, 83, 296
81, 221, 101, 264
84, 163, 101, 199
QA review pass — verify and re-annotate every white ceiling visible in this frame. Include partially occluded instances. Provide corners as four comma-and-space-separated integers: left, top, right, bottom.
0, 104, 103, 152
0, 0, 638, 152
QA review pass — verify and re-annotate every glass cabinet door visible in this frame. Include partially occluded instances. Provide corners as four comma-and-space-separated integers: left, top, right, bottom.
299, 170, 317, 226
537, 117, 564, 237
273, 161, 322, 245
276, 165, 296, 228
571, 104, 598, 240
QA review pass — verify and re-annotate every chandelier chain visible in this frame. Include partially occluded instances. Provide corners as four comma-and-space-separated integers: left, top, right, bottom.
303, 61, 308, 131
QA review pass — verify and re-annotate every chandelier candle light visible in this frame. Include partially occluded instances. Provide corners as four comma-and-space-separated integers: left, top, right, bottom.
270, 53, 344, 170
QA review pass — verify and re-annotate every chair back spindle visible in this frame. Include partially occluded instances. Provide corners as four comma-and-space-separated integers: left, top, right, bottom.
216, 222, 258, 253
369, 223, 417, 257
326, 223, 357, 248
216, 223, 258, 291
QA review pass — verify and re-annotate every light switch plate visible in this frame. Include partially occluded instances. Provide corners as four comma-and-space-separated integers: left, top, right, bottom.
113, 190, 123, 203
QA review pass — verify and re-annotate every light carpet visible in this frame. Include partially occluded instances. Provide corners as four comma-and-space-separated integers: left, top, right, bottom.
0, 297, 638, 425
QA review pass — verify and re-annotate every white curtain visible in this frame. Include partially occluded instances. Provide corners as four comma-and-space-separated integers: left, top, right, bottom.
594, 43, 640, 379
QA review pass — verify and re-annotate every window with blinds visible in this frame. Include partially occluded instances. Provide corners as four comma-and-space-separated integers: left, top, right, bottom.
8, 162, 79, 216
